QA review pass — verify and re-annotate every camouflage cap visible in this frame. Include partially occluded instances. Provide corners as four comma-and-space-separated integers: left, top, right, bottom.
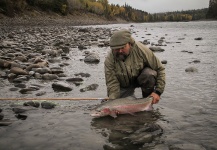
110, 29, 132, 50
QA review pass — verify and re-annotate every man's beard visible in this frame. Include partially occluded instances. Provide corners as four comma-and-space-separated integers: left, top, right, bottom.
116, 52, 128, 61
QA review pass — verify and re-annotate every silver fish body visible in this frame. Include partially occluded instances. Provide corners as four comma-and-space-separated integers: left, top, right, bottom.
90, 96, 153, 118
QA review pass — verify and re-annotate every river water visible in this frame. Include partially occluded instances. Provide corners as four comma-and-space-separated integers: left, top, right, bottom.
0, 21, 217, 150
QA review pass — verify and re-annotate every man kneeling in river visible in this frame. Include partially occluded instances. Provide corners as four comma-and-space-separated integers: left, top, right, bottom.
104, 29, 166, 104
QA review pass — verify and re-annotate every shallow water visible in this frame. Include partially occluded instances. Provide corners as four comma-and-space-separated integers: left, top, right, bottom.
0, 21, 217, 150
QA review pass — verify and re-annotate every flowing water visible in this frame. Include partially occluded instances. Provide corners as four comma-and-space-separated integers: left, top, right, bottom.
0, 21, 217, 150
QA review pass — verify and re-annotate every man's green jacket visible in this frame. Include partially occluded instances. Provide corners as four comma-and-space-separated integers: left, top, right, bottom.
104, 41, 166, 99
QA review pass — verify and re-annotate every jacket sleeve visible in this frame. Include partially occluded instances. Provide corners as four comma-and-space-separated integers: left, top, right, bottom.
137, 42, 166, 95
104, 52, 120, 99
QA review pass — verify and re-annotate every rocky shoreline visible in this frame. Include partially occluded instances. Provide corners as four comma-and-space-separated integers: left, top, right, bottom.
0, 12, 128, 26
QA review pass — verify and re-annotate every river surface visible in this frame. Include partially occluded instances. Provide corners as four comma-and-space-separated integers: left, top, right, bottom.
0, 21, 217, 150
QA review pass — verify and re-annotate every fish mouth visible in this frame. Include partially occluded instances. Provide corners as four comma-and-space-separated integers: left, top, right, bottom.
90, 112, 101, 118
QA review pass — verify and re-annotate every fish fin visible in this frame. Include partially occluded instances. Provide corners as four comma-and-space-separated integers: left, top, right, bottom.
147, 105, 153, 111
110, 112, 118, 118
128, 112, 137, 116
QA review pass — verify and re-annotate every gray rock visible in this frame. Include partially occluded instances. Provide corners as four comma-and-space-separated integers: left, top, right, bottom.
0, 120, 12, 126
34, 67, 51, 74
0, 113, 4, 120
80, 84, 99, 92
9, 87, 19, 91
185, 67, 198, 72
84, 52, 100, 63
194, 37, 203, 40
12, 107, 28, 113
14, 83, 26, 88
170, 143, 206, 150
23, 101, 40, 108
66, 78, 84, 82
41, 101, 56, 109
149, 46, 165, 52
35, 91, 46, 96
10, 67, 28, 75
52, 81, 73, 92
42, 74, 58, 80
161, 60, 167, 64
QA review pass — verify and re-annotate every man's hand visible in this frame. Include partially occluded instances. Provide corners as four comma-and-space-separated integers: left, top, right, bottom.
150, 92, 160, 104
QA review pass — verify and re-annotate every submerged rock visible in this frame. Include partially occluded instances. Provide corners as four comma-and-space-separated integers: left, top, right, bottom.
80, 84, 99, 92
185, 67, 198, 72
23, 101, 40, 108
41, 101, 56, 109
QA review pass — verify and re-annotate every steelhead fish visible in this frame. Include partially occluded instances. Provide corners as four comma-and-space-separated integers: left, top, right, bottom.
90, 96, 153, 118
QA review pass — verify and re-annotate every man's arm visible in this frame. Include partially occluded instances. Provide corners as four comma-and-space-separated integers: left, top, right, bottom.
104, 53, 121, 99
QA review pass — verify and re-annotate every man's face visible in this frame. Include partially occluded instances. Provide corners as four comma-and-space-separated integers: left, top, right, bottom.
113, 43, 131, 61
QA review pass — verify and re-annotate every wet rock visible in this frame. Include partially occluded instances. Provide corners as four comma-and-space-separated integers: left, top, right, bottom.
66, 78, 84, 82
10, 67, 28, 75
41, 49, 59, 57
161, 60, 167, 64
103, 144, 125, 150
151, 144, 169, 150
9, 87, 19, 91
185, 67, 198, 72
194, 37, 203, 40
23, 101, 40, 108
192, 59, 200, 63
34, 67, 51, 74
13, 76, 29, 83
84, 52, 100, 63
19, 87, 38, 94
35, 91, 46, 96
131, 133, 153, 144
75, 73, 91, 77
15, 56, 28, 62
142, 39, 150, 45
50, 67, 64, 74
178, 38, 185, 40
34, 73, 42, 79
14, 83, 26, 88
41, 101, 56, 109
61, 46, 70, 53
80, 84, 99, 92
124, 123, 163, 145
78, 28, 89, 33
169, 143, 206, 150
0, 113, 4, 120
181, 50, 193, 54
15, 114, 27, 120
42, 73, 59, 80
78, 45, 87, 50
52, 81, 73, 92
12, 107, 28, 113
149, 46, 165, 52
0, 120, 13, 126
26, 61, 49, 71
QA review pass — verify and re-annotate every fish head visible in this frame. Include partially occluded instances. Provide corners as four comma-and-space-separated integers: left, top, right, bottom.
90, 107, 111, 118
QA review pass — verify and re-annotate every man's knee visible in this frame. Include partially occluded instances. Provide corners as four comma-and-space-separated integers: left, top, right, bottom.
137, 67, 157, 97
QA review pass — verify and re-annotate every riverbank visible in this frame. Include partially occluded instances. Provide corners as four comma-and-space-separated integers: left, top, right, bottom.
0, 12, 128, 26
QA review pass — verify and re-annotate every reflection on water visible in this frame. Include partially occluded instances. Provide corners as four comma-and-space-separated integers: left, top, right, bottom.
91, 110, 164, 150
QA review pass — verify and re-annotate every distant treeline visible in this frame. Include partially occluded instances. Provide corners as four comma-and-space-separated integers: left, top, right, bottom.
206, 0, 217, 19
0, 0, 213, 22
144, 9, 209, 22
